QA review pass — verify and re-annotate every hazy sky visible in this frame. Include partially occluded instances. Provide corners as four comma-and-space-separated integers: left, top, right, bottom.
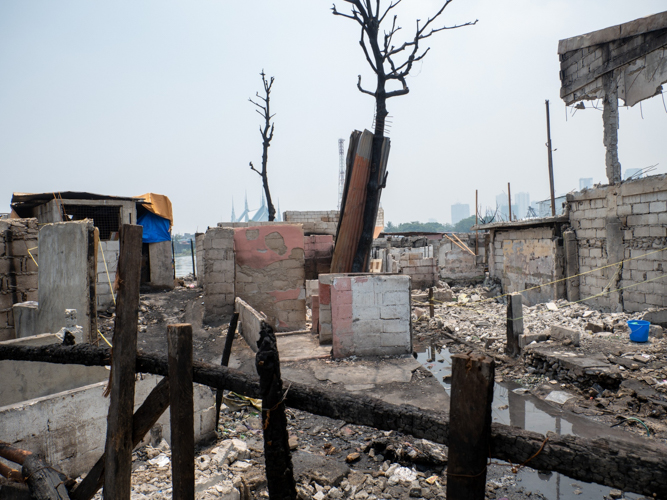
1, 1, 666, 233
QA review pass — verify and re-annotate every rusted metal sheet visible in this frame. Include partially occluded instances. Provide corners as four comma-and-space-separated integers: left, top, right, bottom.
331, 130, 373, 273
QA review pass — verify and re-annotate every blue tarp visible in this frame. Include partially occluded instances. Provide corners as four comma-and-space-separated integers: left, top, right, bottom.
137, 211, 171, 243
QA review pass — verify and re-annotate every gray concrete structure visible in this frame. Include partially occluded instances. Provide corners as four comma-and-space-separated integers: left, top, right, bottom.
12, 301, 38, 338
36, 221, 97, 343
149, 240, 174, 288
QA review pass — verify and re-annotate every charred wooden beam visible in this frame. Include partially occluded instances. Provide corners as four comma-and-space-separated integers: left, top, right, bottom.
1, 344, 667, 497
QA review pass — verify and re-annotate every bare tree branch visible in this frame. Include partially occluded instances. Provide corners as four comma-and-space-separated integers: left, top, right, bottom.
249, 161, 261, 176
357, 75, 376, 97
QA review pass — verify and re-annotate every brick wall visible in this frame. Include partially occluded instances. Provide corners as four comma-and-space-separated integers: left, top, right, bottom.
488, 225, 566, 306
233, 225, 306, 331
327, 274, 411, 358
0, 219, 39, 340
395, 251, 438, 289
203, 228, 236, 322
567, 174, 667, 312
304, 235, 334, 279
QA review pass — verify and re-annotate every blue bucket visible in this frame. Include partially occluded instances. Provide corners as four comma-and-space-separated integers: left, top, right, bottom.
628, 320, 650, 342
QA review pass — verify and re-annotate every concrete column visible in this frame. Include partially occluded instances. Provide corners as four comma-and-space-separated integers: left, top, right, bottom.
563, 230, 580, 302
602, 72, 622, 184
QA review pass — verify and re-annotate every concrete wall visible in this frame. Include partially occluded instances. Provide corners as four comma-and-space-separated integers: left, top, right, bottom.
203, 228, 235, 322
488, 225, 566, 306
318, 274, 334, 344
195, 232, 205, 286
149, 240, 174, 288
438, 233, 487, 282
36, 221, 97, 343
234, 225, 306, 331
96, 240, 118, 311
567, 174, 667, 312
0, 334, 109, 408
0, 218, 39, 341
235, 297, 267, 353
328, 274, 411, 358
0, 376, 216, 479
304, 234, 334, 280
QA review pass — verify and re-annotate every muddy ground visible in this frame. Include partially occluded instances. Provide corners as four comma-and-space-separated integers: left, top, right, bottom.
89, 278, 663, 500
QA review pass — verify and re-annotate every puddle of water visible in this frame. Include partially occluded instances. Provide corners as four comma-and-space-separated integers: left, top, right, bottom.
415, 344, 647, 500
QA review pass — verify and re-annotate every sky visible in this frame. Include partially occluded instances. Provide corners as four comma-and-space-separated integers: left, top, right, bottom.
1, 1, 666, 233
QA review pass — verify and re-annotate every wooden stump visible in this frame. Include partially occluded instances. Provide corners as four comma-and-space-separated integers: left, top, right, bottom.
506, 293, 523, 357
256, 322, 296, 500
447, 353, 495, 500
168, 324, 195, 500
103, 224, 142, 500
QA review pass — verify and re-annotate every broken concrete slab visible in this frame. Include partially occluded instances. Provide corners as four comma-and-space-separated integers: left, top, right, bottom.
519, 333, 548, 349
292, 451, 350, 487
642, 309, 667, 328
310, 357, 420, 388
550, 325, 581, 346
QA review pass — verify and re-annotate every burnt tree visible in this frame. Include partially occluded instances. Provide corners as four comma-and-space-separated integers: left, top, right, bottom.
249, 70, 277, 222
332, 0, 476, 271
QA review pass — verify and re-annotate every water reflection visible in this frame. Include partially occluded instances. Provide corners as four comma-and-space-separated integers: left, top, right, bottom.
415, 344, 645, 500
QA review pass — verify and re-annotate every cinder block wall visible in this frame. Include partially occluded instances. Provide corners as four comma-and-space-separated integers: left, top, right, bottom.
396, 250, 437, 289
438, 233, 487, 282
234, 225, 306, 331
328, 274, 411, 358
203, 228, 235, 322
567, 174, 667, 312
304, 235, 334, 279
0, 219, 39, 341
283, 211, 339, 236
488, 226, 565, 306
96, 240, 118, 311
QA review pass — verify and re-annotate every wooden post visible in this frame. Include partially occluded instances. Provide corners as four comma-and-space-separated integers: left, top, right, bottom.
172, 239, 176, 279
506, 293, 523, 357
475, 190, 479, 256
215, 312, 239, 429
71, 378, 171, 500
103, 224, 142, 500
256, 322, 296, 500
447, 353, 495, 500
428, 287, 434, 319
190, 239, 196, 279
168, 324, 195, 500
507, 182, 512, 221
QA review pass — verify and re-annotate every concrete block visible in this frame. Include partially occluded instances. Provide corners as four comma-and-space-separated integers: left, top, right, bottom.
649, 201, 667, 212
519, 333, 548, 348
12, 301, 38, 338
632, 203, 650, 214
549, 325, 580, 346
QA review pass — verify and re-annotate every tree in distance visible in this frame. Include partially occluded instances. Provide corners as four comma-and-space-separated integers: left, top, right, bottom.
249, 70, 277, 221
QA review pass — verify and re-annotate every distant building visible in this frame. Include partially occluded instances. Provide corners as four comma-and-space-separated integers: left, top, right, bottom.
624, 168, 643, 180
451, 203, 470, 225
495, 192, 517, 221
579, 178, 593, 190
514, 192, 530, 220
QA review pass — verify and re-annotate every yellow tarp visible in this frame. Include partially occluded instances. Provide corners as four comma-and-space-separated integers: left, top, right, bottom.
136, 193, 173, 227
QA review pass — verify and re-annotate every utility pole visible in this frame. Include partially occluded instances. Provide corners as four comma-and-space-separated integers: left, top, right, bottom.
475, 190, 479, 256
507, 183, 512, 221
338, 139, 345, 210
545, 100, 556, 217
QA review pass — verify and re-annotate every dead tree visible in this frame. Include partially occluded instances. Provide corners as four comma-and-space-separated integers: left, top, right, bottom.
332, 0, 476, 138
332, 1, 476, 271
249, 70, 277, 222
